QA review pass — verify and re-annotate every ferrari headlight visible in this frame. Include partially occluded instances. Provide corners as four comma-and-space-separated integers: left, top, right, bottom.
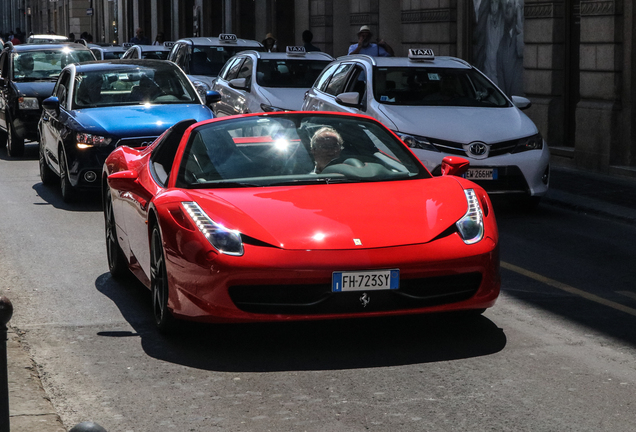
18, 97, 39, 110
76, 133, 112, 149
393, 131, 440, 152
192, 80, 211, 100
511, 133, 543, 153
456, 189, 484, 245
182, 202, 244, 256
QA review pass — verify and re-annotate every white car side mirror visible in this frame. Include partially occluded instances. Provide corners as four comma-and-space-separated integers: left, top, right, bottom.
511, 95, 532, 110
229, 77, 248, 90
335, 92, 360, 107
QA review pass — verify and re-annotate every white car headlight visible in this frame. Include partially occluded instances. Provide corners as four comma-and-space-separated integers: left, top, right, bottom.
456, 189, 484, 245
393, 131, 440, 152
18, 97, 39, 110
182, 202, 244, 256
192, 80, 211, 100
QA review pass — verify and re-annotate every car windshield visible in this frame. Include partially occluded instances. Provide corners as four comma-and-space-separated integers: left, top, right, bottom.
142, 50, 169, 60
189, 45, 264, 77
256, 59, 331, 88
72, 63, 200, 108
373, 66, 510, 107
12, 49, 94, 81
177, 113, 428, 188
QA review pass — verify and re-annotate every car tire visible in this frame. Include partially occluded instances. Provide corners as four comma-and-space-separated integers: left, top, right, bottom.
104, 186, 130, 279
59, 149, 77, 203
6, 121, 25, 158
150, 225, 176, 333
39, 143, 56, 185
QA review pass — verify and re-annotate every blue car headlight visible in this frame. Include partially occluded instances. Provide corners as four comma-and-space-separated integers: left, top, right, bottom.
76, 133, 112, 149
456, 189, 484, 245
182, 202, 244, 256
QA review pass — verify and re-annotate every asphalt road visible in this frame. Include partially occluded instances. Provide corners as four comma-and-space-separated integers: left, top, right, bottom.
1, 143, 635, 431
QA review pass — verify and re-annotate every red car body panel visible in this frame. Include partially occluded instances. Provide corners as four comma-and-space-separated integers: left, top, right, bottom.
104, 112, 500, 324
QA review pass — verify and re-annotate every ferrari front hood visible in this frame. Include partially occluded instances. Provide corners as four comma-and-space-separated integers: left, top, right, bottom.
186, 177, 469, 250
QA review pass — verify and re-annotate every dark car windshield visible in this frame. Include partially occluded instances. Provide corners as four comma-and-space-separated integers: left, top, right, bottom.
12, 49, 95, 81
142, 50, 169, 60
73, 63, 199, 108
256, 59, 331, 88
177, 113, 427, 188
189, 45, 264, 77
373, 66, 510, 107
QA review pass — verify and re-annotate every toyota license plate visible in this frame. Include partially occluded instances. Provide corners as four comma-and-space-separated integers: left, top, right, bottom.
332, 269, 400, 292
464, 168, 498, 180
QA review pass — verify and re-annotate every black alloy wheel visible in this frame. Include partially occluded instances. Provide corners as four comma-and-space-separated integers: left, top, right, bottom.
150, 225, 175, 333
104, 186, 130, 279
6, 121, 24, 157
39, 143, 56, 185
59, 149, 76, 203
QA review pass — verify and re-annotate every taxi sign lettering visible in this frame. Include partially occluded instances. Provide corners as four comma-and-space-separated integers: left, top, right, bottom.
122, 42, 133, 48
163, 41, 175, 48
408, 48, 435, 61
286, 46, 306, 56
219, 34, 238, 43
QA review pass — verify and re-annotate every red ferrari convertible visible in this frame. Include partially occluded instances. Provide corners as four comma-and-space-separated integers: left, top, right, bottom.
103, 112, 499, 331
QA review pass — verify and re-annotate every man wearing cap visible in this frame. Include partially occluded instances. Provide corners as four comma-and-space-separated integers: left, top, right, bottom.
348, 25, 394, 56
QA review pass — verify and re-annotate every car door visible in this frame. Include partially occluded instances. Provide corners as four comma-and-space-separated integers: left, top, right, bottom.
0, 51, 8, 131
302, 62, 339, 111
211, 56, 245, 116
40, 70, 72, 175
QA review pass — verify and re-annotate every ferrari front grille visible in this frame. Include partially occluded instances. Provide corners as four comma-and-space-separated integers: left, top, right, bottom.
228, 272, 482, 315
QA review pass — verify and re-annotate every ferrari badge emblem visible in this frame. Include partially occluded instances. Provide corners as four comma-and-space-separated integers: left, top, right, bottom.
353, 239, 362, 246
360, 293, 370, 307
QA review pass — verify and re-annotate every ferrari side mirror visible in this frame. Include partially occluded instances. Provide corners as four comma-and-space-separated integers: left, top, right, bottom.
440, 156, 470, 177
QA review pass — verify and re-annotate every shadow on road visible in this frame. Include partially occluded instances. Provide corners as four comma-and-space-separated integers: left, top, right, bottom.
492, 198, 636, 347
95, 273, 507, 372
32, 182, 102, 212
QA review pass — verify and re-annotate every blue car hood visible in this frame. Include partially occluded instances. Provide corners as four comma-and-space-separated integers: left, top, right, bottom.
16, 81, 56, 98
73, 104, 214, 137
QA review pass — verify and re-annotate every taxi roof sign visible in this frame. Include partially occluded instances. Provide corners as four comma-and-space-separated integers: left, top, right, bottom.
408, 48, 435, 61
122, 42, 133, 48
219, 34, 238, 43
286, 46, 306, 56
163, 41, 175, 48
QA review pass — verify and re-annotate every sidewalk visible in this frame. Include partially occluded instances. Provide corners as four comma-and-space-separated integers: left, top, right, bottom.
5, 163, 636, 432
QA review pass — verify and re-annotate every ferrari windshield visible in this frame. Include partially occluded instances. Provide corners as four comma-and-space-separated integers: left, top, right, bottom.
256, 59, 331, 88
373, 66, 510, 107
73, 63, 199, 108
177, 114, 428, 188
12, 49, 95, 81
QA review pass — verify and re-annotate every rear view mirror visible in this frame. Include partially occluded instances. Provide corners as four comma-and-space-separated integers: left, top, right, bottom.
229, 78, 248, 90
511, 95, 532, 110
205, 90, 221, 105
335, 92, 360, 107
440, 156, 470, 177
42, 96, 60, 116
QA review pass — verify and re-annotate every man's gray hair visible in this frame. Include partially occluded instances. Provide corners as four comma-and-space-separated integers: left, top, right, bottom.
310, 126, 344, 149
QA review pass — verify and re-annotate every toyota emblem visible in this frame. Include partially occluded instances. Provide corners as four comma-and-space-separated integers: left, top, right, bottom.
464, 141, 490, 159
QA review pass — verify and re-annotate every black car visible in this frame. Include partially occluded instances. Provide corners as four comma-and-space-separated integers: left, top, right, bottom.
0, 42, 95, 156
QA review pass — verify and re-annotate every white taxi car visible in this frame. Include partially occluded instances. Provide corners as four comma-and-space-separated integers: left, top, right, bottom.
167, 34, 263, 99
211, 46, 333, 116
302, 49, 550, 206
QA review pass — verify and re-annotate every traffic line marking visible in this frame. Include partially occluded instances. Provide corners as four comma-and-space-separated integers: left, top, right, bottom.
617, 291, 636, 301
501, 261, 636, 317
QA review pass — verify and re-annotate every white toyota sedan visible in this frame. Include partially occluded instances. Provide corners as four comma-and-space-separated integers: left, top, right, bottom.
302, 49, 550, 207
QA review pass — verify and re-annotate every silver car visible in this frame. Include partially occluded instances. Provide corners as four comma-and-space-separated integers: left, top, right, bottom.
211, 47, 334, 116
302, 50, 550, 206
167, 34, 263, 99
122, 42, 172, 60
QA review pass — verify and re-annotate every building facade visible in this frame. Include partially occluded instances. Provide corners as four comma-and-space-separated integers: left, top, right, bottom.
1, 0, 635, 177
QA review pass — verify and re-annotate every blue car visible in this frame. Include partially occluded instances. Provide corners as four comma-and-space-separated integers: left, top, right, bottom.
38, 59, 220, 202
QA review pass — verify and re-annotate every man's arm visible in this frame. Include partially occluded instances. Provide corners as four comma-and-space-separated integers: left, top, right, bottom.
377, 39, 394, 57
